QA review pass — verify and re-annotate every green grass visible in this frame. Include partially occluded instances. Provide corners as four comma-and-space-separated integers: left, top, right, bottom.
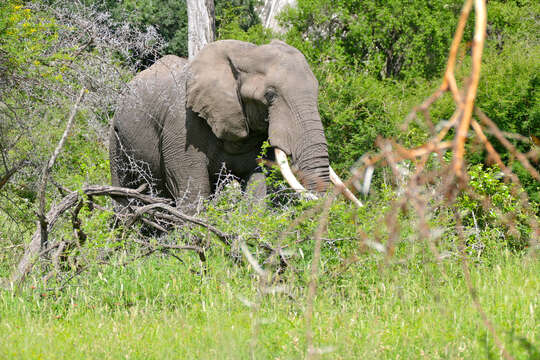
1, 248, 538, 359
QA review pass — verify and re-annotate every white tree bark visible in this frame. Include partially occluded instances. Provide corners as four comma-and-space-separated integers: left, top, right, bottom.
258, 0, 296, 33
187, 0, 216, 59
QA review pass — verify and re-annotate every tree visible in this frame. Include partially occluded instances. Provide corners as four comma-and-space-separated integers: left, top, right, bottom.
258, 0, 295, 32
187, 0, 216, 58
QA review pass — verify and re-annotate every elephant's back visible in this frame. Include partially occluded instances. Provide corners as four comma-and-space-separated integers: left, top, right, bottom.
114, 55, 188, 132
135, 55, 187, 86
126, 55, 187, 110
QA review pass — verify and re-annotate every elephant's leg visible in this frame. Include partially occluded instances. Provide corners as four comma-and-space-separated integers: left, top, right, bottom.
163, 151, 211, 212
243, 170, 268, 206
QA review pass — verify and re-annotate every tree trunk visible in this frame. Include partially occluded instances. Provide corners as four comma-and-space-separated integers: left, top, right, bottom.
258, 0, 296, 33
187, 0, 216, 59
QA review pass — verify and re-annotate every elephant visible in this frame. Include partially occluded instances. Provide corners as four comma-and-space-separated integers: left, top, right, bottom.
109, 39, 360, 211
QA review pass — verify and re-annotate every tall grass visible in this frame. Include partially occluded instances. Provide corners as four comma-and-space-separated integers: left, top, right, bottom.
1, 242, 538, 359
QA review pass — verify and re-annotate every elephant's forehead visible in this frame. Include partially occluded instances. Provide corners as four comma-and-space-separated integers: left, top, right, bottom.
264, 60, 318, 89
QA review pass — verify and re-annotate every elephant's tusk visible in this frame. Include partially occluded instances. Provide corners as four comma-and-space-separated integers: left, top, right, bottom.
274, 148, 318, 201
329, 167, 363, 207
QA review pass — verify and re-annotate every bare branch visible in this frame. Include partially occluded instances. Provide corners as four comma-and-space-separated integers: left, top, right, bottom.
0, 159, 28, 191
37, 88, 85, 249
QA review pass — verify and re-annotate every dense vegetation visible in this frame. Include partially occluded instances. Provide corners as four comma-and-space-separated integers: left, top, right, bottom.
1, 0, 538, 358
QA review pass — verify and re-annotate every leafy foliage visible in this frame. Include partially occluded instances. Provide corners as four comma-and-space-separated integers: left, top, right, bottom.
280, 0, 466, 80
458, 165, 535, 250
0, 0, 162, 250
0, 0, 66, 80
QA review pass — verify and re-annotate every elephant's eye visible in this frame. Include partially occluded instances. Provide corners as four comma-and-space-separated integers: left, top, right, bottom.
264, 88, 277, 104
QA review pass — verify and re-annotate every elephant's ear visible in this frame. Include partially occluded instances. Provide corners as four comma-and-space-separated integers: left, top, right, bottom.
186, 41, 249, 141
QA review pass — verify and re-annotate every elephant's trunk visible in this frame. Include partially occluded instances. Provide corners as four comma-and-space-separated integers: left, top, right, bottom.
294, 142, 330, 193
291, 113, 331, 193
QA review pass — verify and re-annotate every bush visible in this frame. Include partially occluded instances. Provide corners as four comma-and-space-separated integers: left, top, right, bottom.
280, 0, 466, 80
457, 164, 536, 250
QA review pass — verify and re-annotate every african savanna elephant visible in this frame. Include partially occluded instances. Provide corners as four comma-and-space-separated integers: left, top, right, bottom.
110, 39, 360, 210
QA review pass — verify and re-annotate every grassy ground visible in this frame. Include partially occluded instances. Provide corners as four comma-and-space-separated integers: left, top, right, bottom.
1, 246, 538, 359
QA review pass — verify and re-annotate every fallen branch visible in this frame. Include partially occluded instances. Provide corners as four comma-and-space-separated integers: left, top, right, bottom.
132, 203, 234, 246
9, 191, 80, 287
133, 238, 204, 253
84, 184, 173, 205
7, 184, 235, 287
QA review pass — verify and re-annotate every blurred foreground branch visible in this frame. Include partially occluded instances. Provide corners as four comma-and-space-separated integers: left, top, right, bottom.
303, 0, 537, 358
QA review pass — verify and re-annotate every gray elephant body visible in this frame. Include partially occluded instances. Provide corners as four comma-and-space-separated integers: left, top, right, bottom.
110, 40, 330, 209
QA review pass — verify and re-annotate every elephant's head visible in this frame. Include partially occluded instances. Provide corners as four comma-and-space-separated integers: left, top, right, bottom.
187, 40, 360, 204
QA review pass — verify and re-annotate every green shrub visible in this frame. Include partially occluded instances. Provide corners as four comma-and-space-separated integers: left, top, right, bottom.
457, 164, 536, 250
280, 0, 465, 80
0, 0, 68, 80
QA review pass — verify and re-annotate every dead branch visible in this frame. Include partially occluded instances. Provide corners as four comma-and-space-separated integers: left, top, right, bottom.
37, 88, 85, 249
9, 191, 80, 287
443, 0, 473, 102
133, 238, 204, 253
0, 159, 28, 191
7, 183, 237, 287
84, 184, 173, 205
132, 203, 234, 246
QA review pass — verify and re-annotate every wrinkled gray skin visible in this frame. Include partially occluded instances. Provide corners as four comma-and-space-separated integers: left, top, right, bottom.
110, 40, 330, 209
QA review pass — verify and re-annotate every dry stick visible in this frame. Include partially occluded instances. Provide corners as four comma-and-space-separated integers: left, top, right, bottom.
8, 185, 169, 288
84, 184, 172, 205
71, 199, 87, 246
470, 120, 511, 175
9, 191, 80, 288
132, 203, 234, 246
484, 130, 532, 144
42, 241, 67, 283
452, 0, 486, 179
37, 88, 85, 249
305, 193, 336, 360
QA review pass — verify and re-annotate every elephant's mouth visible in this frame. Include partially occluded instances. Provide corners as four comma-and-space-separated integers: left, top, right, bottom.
274, 148, 362, 206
